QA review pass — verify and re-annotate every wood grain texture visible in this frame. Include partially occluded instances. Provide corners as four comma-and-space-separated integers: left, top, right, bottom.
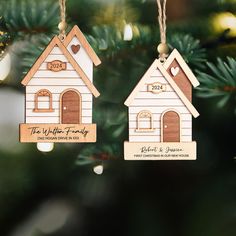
61, 90, 81, 124
71, 44, 80, 54
164, 49, 200, 87
64, 25, 101, 66
34, 89, 54, 113
166, 59, 192, 101
47, 60, 67, 72
124, 141, 197, 160
136, 110, 154, 132
162, 111, 180, 142
124, 59, 199, 118
20, 123, 97, 143
21, 36, 100, 98
39, 62, 74, 70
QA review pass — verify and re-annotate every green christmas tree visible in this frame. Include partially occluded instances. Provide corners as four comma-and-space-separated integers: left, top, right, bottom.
0, 0, 235, 235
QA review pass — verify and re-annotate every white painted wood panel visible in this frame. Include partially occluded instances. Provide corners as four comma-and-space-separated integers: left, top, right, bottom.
182, 121, 192, 129
128, 113, 192, 121
50, 47, 64, 54
146, 76, 169, 84
26, 116, 93, 124
131, 99, 185, 106
129, 133, 192, 142
82, 110, 92, 117
129, 127, 191, 136
134, 91, 178, 99
28, 78, 85, 86
32, 70, 79, 78
45, 55, 69, 62
129, 121, 192, 129
150, 69, 163, 77
129, 129, 160, 136
66, 36, 93, 82
129, 106, 190, 114
26, 101, 92, 109
26, 108, 92, 117
39, 62, 74, 70
181, 136, 192, 142
26, 117, 60, 124
26, 85, 91, 94
181, 129, 192, 136
26, 110, 59, 117
129, 136, 161, 142
82, 117, 92, 124
129, 121, 159, 129
26, 93, 93, 102
139, 84, 174, 92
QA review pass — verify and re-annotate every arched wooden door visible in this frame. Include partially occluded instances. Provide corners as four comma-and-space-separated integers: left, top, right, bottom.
61, 90, 81, 124
162, 111, 180, 142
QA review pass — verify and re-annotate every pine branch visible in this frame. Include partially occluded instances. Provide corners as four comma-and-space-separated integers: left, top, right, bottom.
0, 0, 59, 39
196, 57, 236, 108
168, 34, 207, 69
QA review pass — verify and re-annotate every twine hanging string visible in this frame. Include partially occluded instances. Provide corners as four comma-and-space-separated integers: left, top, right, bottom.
156, 0, 168, 60
58, 0, 67, 40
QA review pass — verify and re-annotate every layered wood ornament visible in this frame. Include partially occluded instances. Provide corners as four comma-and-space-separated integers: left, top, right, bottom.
20, 25, 101, 143
124, 49, 200, 160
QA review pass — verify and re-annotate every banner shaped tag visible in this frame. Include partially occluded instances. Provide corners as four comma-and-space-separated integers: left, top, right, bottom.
47, 60, 67, 72
124, 141, 196, 160
20, 124, 96, 143
147, 82, 166, 94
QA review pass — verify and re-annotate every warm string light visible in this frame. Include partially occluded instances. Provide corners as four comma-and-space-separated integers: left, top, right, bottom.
0, 17, 11, 81
37, 143, 54, 153
212, 12, 236, 36
93, 164, 104, 175
0, 53, 11, 81
123, 23, 133, 41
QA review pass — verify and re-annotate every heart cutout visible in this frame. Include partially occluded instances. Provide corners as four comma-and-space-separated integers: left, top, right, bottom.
71, 44, 80, 54
170, 67, 180, 77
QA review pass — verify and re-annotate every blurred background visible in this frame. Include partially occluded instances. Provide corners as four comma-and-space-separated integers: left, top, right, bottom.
0, 0, 236, 235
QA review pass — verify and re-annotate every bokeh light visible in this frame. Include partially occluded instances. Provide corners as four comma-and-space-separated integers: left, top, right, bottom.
212, 12, 236, 36
0, 53, 11, 81
37, 143, 54, 153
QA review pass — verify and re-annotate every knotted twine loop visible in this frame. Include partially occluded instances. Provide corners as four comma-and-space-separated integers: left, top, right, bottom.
156, 0, 168, 61
58, 0, 67, 41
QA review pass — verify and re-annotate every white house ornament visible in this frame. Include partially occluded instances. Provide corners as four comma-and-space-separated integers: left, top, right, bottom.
19, 25, 101, 143
124, 49, 200, 160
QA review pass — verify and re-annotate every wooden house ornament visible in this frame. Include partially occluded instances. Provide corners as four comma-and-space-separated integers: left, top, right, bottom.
124, 49, 200, 160
20, 25, 101, 143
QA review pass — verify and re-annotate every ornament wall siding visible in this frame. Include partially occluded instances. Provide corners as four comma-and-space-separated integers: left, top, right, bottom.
66, 36, 93, 82
128, 68, 192, 142
25, 45, 93, 124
